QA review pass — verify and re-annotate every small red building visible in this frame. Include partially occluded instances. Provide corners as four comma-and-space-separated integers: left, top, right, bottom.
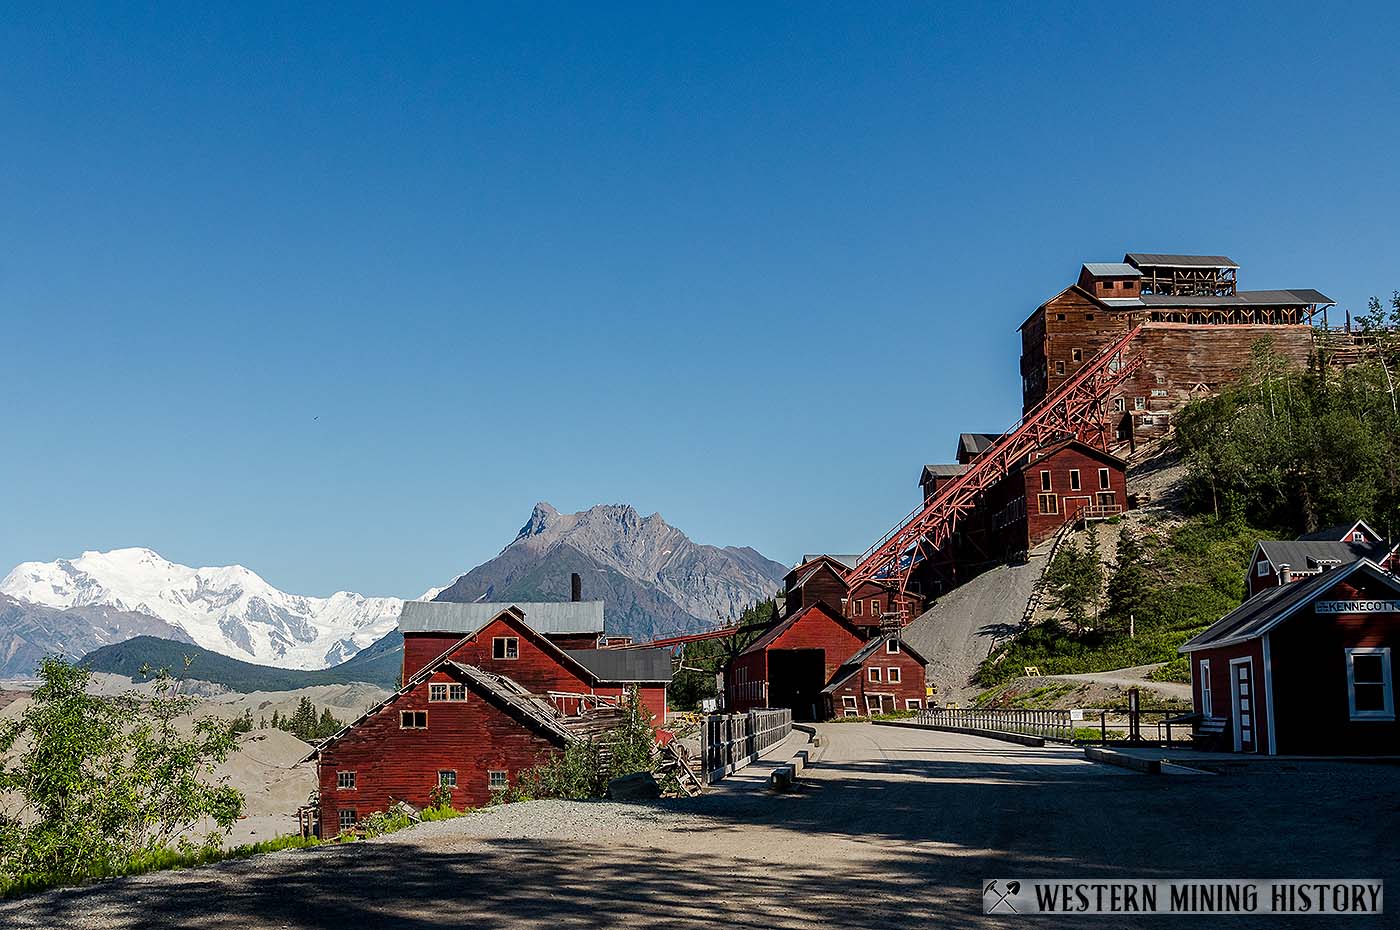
1180, 558, 1400, 755
1244, 522, 1397, 599
305, 659, 577, 837
822, 634, 930, 717
727, 601, 867, 719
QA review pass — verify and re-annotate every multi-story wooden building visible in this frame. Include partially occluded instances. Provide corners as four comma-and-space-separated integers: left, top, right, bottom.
1243, 521, 1397, 599
1019, 253, 1333, 441
822, 634, 930, 717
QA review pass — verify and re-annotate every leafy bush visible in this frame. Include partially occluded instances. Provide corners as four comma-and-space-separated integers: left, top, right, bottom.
0, 657, 244, 895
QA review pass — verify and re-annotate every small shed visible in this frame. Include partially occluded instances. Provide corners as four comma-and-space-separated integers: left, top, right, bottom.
1180, 558, 1400, 755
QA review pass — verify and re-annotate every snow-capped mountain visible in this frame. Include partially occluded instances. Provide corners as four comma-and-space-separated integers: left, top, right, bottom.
0, 548, 404, 670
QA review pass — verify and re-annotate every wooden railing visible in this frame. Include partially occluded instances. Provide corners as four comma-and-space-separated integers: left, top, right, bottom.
915, 707, 1074, 742
698, 709, 793, 784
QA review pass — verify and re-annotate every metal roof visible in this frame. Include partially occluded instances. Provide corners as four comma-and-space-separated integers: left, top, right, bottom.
1137, 289, 1333, 308
1082, 262, 1142, 277
399, 599, 605, 635
1256, 539, 1389, 572
921, 463, 969, 481
798, 553, 861, 570
958, 432, 1000, 459
564, 648, 673, 683
1179, 559, 1400, 653
822, 634, 930, 693
1299, 520, 1379, 542
1126, 253, 1240, 269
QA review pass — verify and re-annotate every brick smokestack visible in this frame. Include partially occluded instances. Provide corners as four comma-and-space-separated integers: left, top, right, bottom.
571, 572, 582, 602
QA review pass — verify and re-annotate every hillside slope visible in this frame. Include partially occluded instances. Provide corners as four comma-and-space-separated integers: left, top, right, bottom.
0, 593, 194, 679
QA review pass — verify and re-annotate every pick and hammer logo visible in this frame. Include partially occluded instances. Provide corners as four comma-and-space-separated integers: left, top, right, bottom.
984, 880, 1022, 913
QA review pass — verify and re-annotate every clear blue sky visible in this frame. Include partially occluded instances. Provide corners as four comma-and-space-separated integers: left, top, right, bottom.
3, 3, 1397, 598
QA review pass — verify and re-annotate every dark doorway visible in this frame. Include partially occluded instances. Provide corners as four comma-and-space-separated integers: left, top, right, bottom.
767, 649, 826, 721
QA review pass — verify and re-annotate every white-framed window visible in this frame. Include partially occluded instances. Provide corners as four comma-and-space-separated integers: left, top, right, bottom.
1199, 660, 1212, 718
1071, 348, 1083, 363
438, 770, 457, 787
1069, 469, 1081, 491
885, 640, 900, 654
852, 598, 863, 617
1134, 397, 1146, 411
868, 667, 882, 683
1353, 531, 1366, 543
870, 598, 880, 616
1055, 361, 1065, 376
493, 637, 519, 660
488, 770, 508, 790
865, 694, 885, 714
842, 695, 858, 717
905, 699, 922, 710
337, 770, 356, 790
1346, 648, 1394, 720
1113, 397, 1126, 413
1040, 470, 1052, 492
1098, 468, 1111, 490
400, 710, 428, 729
339, 809, 358, 831
1037, 493, 1058, 515
887, 667, 902, 684
1256, 559, 1271, 578
429, 682, 467, 702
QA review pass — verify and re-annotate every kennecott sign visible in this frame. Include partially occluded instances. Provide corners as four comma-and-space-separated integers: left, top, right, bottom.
1315, 600, 1400, 614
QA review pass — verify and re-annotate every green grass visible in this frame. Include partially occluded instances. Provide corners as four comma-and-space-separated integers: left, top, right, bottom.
1147, 655, 1190, 683
826, 709, 921, 724
976, 516, 1258, 688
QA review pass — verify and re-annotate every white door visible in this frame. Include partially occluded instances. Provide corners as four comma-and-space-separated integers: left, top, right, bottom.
1230, 659, 1256, 753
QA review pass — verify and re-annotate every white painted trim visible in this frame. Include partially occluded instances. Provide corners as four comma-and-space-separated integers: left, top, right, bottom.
1345, 647, 1395, 721
1262, 634, 1277, 756
1198, 659, 1212, 719
1229, 657, 1257, 753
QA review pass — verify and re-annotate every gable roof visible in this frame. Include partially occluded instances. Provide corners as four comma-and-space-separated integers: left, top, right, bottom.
798, 553, 860, 570
1181, 558, 1400, 653
822, 634, 930, 694
400, 599, 605, 635
739, 601, 863, 657
958, 432, 1000, 460
1082, 262, 1142, 278
564, 648, 673, 683
301, 646, 574, 763
1299, 519, 1382, 542
921, 464, 969, 484
1254, 539, 1389, 574
1017, 438, 1127, 472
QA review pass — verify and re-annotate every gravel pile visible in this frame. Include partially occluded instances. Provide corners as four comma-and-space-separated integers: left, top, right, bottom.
380, 799, 714, 849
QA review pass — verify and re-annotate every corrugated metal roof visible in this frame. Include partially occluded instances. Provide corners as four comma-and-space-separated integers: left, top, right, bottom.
921, 464, 968, 480
399, 599, 605, 635
958, 432, 1000, 458
1256, 539, 1388, 571
1138, 289, 1333, 308
822, 634, 930, 693
798, 553, 861, 570
1126, 253, 1239, 269
447, 662, 577, 743
1082, 262, 1142, 277
1179, 559, 1399, 652
1099, 297, 1145, 307
564, 648, 673, 682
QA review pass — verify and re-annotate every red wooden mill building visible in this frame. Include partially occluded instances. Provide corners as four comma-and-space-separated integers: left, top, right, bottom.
305, 593, 671, 836
1181, 558, 1399, 755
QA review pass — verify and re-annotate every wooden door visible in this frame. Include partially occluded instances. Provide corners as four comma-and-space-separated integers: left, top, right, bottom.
1230, 659, 1257, 753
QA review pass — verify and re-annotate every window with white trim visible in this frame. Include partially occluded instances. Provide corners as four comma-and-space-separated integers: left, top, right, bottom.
852, 598, 863, 617
1353, 531, 1366, 543
1199, 660, 1212, 718
1256, 559, 1271, 577
1069, 469, 1081, 491
1098, 468, 1110, 490
493, 637, 519, 660
1037, 493, 1058, 515
339, 809, 358, 831
337, 771, 356, 790
488, 770, 508, 790
438, 770, 457, 787
865, 694, 884, 714
869, 598, 880, 616
428, 682, 464, 702
885, 640, 900, 654
1346, 648, 1394, 720
1134, 396, 1146, 411
905, 699, 922, 710
887, 667, 901, 684
1040, 470, 1052, 492
868, 667, 882, 683
842, 695, 858, 717
400, 710, 428, 729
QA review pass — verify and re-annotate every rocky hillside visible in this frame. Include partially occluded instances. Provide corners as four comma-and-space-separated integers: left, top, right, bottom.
434, 502, 787, 641
0, 593, 195, 679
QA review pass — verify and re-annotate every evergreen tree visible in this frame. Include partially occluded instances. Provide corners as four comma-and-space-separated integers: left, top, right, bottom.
1105, 526, 1150, 631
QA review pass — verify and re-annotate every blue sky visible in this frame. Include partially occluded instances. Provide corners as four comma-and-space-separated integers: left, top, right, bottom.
3, 2, 1397, 597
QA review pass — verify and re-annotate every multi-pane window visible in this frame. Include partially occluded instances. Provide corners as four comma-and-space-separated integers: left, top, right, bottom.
493, 637, 519, 660
1134, 397, 1146, 411
488, 770, 508, 790
1038, 493, 1059, 515
1347, 648, 1394, 720
339, 809, 358, 831
337, 771, 356, 790
400, 710, 428, 729
438, 770, 457, 787
430, 683, 466, 701
842, 696, 858, 717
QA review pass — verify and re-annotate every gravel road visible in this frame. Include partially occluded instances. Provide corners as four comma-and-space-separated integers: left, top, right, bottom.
4, 724, 1396, 930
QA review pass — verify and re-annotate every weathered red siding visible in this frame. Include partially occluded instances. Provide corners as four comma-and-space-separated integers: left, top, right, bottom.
825, 643, 928, 717
316, 667, 564, 837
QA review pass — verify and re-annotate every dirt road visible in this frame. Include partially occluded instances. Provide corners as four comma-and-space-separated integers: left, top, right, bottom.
5, 724, 1395, 929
